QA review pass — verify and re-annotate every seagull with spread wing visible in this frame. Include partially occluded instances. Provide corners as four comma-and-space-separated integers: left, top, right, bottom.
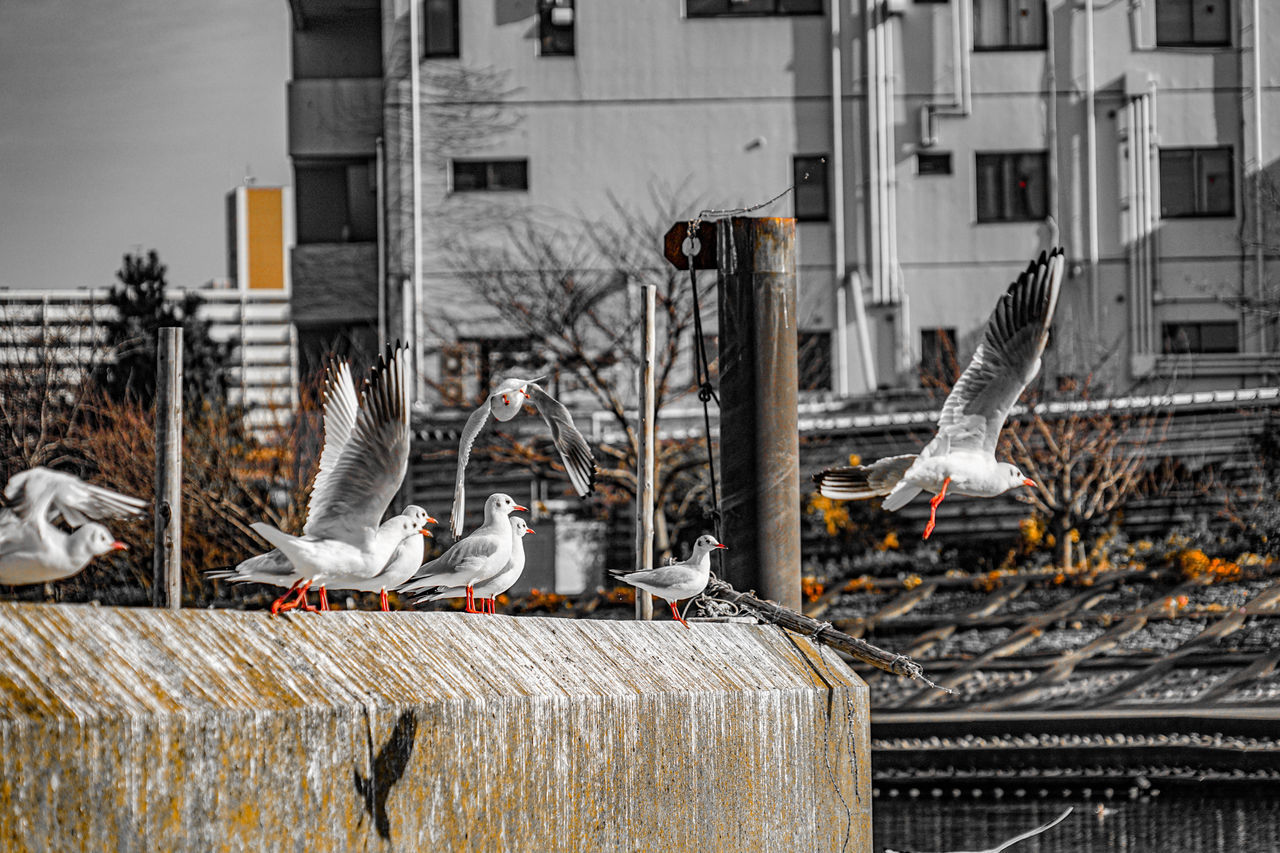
399, 492, 526, 613
248, 344, 416, 612
813, 247, 1065, 539
449, 376, 595, 539
0, 468, 143, 585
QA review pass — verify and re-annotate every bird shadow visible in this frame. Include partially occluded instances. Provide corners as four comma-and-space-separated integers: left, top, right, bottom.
354, 709, 419, 841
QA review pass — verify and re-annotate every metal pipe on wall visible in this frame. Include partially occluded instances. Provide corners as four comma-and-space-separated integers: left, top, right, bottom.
716, 217, 801, 611
376, 136, 387, 351
635, 284, 656, 621
1252, 0, 1266, 351
830, 0, 851, 395
1085, 0, 1101, 334
408, 0, 425, 400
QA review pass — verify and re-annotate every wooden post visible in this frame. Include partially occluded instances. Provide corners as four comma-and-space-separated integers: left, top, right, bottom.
716, 217, 801, 610
153, 327, 183, 609
634, 284, 655, 620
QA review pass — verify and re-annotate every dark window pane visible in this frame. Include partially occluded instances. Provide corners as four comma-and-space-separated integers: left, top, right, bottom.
296, 161, 376, 243
798, 331, 832, 391
488, 160, 529, 190
1012, 152, 1048, 219
975, 151, 1047, 222
793, 155, 829, 221
687, 0, 822, 16
1162, 321, 1239, 354
778, 0, 824, 11
1199, 148, 1233, 214
1156, 0, 1193, 43
424, 0, 459, 58
974, 0, 1045, 49
539, 0, 575, 56
1192, 0, 1230, 44
1011, 0, 1045, 46
975, 154, 1003, 221
452, 161, 487, 192
1160, 149, 1195, 217
1160, 147, 1233, 217
1199, 322, 1239, 352
917, 152, 952, 175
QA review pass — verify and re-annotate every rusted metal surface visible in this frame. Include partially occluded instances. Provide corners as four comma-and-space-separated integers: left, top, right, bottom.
0, 603, 870, 851
717, 216, 802, 610
662, 220, 717, 270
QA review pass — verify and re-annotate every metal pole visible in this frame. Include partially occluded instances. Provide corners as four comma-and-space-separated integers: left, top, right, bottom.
716, 217, 801, 610
408, 0, 425, 400
153, 327, 183, 609
634, 284, 655, 620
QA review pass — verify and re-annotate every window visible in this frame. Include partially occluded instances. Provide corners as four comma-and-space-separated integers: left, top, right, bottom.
793, 155, 829, 222
973, 0, 1046, 50
1162, 321, 1239, 354
917, 152, 952, 176
539, 0, 575, 56
1155, 0, 1230, 47
442, 336, 538, 400
686, 0, 823, 17
975, 151, 1048, 222
1160, 147, 1233, 217
423, 0, 459, 58
451, 159, 529, 192
920, 328, 958, 387
798, 331, 832, 392
295, 161, 377, 243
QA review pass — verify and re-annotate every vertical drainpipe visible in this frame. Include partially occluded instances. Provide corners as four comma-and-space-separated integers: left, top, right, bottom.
831, 0, 850, 395
1252, 0, 1266, 351
1146, 81, 1160, 354
409, 0, 425, 399
1085, 0, 1100, 333
1046, 0, 1059, 244
376, 136, 387, 351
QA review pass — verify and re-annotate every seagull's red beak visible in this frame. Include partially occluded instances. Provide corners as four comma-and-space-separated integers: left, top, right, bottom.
527, 527, 537, 535
420, 530, 432, 538
426, 515, 438, 524
1022, 478, 1036, 488
513, 504, 529, 512
110, 541, 128, 551
715, 543, 728, 550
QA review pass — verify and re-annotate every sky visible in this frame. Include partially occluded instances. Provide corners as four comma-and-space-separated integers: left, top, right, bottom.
0, 0, 291, 291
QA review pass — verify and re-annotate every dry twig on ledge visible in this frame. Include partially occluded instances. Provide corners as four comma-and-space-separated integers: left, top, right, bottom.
883, 807, 1073, 853
697, 575, 956, 694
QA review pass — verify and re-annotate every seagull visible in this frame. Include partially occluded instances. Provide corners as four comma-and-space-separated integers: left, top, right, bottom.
413, 515, 533, 614
608, 534, 727, 628
0, 467, 143, 585
399, 493, 526, 613
210, 505, 434, 612
450, 376, 596, 539
813, 247, 1065, 539
312, 508, 436, 611
249, 344, 415, 612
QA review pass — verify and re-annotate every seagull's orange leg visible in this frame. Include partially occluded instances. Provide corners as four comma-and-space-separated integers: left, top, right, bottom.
379, 587, 390, 612
669, 600, 690, 629
269, 578, 305, 615
923, 477, 951, 540
464, 585, 480, 614
275, 580, 315, 614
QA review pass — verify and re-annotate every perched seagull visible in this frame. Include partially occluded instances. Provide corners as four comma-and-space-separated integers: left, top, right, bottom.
0, 468, 142, 585
813, 247, 1065, 539
609, 534, 727, 628
311, 508, 436, 611
399, 492, 527, 613
210, 505, 434, 612
450, 376, 596, 539
413, 516, 533, 614
249, 344, 415, 612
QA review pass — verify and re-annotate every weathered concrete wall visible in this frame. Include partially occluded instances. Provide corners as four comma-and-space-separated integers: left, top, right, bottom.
0, 604, 870, 852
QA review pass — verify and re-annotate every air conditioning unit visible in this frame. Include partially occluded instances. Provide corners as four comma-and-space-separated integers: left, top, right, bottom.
551, 7, 574, 25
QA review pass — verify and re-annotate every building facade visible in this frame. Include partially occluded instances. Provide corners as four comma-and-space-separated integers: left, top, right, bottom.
286, 0, 1280, 399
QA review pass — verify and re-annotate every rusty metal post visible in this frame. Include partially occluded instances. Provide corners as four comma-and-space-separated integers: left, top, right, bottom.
153, 327, 183, 609
634, 284, 655, 620
715, 217, 801, 610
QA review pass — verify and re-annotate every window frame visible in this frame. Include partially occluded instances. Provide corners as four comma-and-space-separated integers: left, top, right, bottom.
1154, 0, 1231, 48
685, 0, 825, 19
450, 158, 530, 193
972, 0, 1047, 52
1161, 321, 1240, 354
1159, 146, 1235, 219
422, 0, 460, 59
538, 0, 575, 57
974, 150, 1049, 223
917, 151, 953, 176
793, 154, 830, 222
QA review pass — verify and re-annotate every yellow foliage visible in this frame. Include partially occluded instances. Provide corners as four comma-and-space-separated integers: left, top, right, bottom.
807, 493, 852, 536
801, 576, 825, 603
903, 574, 923, 590
1176, 549, 1242, 583
876, 530, 900, 552
847, 453, 862, 466
843, 575, 876, 593
1019, 516, 1046, 547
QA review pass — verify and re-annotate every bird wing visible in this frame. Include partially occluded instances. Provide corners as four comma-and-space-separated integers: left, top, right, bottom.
4, 467, 146, 534
611, 564, 696, 590
304, 359, 360, 537
926, 247, 1065, 457
527, 382, 597, 497
303, 345, 412, 544
404, 531, 502, 589
449, 402, 492, 539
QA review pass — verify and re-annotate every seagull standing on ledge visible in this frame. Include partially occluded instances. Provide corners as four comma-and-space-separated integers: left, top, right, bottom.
813, 247, 1065, 539
609, 534, 727, 628
0, 468, 142, 585
413, 515, 533, 614
450, 377, 596, 539
399, 493, 526, 613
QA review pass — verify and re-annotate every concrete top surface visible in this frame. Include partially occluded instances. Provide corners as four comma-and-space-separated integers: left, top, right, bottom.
0, 603, 863, 720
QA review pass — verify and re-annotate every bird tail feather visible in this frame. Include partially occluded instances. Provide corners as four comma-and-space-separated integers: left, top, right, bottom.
813, 454, 916, 501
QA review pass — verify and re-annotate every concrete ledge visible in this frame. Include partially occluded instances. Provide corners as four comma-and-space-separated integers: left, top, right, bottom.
0, 604, 870, 852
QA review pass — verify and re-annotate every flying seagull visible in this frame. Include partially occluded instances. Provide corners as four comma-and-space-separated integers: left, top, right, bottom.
450, 376, 596, 539
813, 247, 1065, 539
0, 468, 142, 585
609, 534, 727, 628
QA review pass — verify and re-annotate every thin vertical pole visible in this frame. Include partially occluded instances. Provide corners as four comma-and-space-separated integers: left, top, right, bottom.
153, 327, 183, 609
634, 284, 656, 620
716, 217, 801, 610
